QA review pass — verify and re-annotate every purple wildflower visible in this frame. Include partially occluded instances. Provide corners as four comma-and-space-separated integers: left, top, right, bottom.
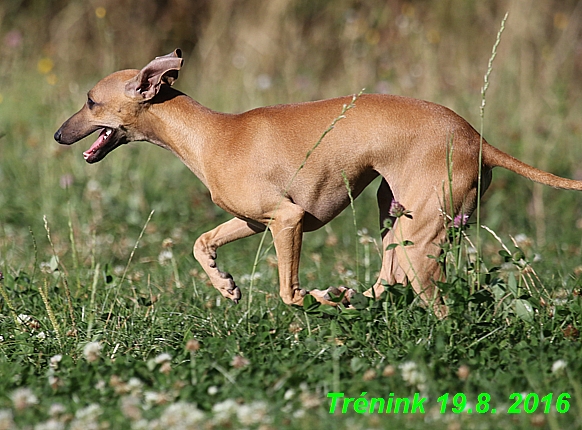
389, 200, 412, 219
4, 30, 23, 49
453, 213, 469, 228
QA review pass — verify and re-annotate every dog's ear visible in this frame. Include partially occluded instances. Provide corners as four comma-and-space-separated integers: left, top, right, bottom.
125, 49, 183, 101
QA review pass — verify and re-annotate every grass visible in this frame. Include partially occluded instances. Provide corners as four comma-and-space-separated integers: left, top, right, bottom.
2, 1, 582, 429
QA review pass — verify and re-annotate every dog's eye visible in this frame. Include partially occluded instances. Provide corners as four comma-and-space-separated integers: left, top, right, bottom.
87, 97, 96, 109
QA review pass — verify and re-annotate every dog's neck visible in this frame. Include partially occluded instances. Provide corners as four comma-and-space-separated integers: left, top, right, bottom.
140, 89, 227, 188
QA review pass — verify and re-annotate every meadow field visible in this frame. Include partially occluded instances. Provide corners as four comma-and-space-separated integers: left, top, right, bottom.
1, 1, 582, 428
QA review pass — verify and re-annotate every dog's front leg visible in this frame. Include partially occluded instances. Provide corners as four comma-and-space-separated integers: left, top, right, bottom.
267, 202, 309, 305
193, 217, 263, 303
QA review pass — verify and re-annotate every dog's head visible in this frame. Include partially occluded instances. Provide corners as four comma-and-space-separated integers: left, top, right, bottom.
54, 49, 183, 163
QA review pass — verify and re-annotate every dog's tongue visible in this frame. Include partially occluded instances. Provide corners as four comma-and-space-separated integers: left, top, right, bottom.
83, 128, 108, 160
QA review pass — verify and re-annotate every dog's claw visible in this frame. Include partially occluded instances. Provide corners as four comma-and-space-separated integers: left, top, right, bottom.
219, 270, 233, 280
323, 286, 341, 301
227, 285, 242, 303
300, 288, 308, 297
322, 286, 356, 304
342, 289, 356, 306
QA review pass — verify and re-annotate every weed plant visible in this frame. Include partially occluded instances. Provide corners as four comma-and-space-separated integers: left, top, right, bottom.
1, 2, 582, 430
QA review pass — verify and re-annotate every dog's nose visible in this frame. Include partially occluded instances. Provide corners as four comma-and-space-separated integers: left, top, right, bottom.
54, 129, 62, 143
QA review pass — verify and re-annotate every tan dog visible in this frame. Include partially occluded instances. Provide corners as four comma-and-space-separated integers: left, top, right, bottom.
55, 49, 582, 317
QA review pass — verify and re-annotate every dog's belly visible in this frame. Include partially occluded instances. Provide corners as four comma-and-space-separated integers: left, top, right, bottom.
291, 170, 379, 232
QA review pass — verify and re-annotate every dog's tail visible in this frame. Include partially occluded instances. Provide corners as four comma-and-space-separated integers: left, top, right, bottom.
482, 143, 582, 191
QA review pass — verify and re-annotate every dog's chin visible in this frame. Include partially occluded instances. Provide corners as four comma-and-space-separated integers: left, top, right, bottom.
83, 128, 125, 163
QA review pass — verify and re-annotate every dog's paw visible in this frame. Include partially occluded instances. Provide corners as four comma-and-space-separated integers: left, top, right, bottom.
309, 286, 355, 307
216, 272, 242, 303
323, 286, 355, 302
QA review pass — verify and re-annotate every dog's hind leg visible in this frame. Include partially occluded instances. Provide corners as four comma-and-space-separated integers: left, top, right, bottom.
364, 178, 404, 299
389, 213, 448, 318
365, 178, 449, 317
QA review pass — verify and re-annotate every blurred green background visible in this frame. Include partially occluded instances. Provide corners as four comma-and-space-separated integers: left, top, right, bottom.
1, 0, 582, 274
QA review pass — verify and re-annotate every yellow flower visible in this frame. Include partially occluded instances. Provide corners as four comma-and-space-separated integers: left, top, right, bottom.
37, 58, 54, 74
95, 7, 106, 19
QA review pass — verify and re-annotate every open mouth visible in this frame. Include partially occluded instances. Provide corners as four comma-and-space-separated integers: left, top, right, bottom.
83, 128, 122, 163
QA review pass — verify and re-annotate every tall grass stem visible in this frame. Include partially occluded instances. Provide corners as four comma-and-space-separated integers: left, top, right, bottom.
476, 12, 508, 287
103, 210, 154, 326
341, 171, 359, 285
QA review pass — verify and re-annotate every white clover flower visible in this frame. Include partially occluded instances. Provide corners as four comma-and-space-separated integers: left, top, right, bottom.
74, 404, 102, 421
207, 385, 219, 395
284, 389, 296, 400
159, 362, 171, 375
514, 233, 531, 248
48, 375, 60, 390
399, 361, 427, 392
293, 408, 306, 419
36, 331, 46, 340
300, 391, 321, 409
17, 314, 39, 329
154, 353, 172, 364
144, 391, 171, 406
357, 228, 374, 244
0, 409, 15, 428
158, 249, 173, 265
83, 342, 102, 363
120, 395, 142, 421
212, 398, 238, 423
237, 401, 268, 426
552, 359, 567, 374
230, 354, 250, 368
159, 402, 205, 428
130, 419, 151, 430
11, 387, 39, 410
49, 403, 66, 418
40, 262, 53, 274
34, 418, 65, 430
50, 354, 62, 369
399, 361, 418, 381
69, 404, 102, 430
127, 377, 143, 394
